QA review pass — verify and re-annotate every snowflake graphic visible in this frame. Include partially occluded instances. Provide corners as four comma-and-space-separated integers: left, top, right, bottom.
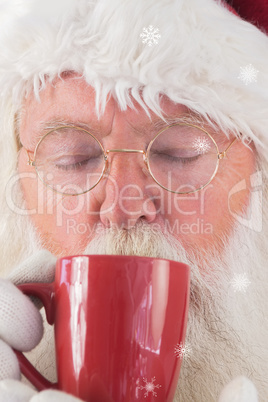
238, 64, 259, 85
138, 377, 161, 398
192, 136, 211, 154
174, 342, 191, 359
230, 273, 251, 293
140, 25, 161, 47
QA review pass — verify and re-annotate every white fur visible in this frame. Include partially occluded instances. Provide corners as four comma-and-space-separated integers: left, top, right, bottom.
0, 0, 267, 150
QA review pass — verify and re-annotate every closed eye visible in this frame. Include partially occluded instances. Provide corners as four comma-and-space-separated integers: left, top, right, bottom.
51, 154, 103, 171
150, 148, 202, 164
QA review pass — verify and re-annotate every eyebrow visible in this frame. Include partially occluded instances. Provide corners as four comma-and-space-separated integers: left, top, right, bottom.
37, 113, 202, 138
40, 113, 200, 131
38, 120, 98, 135
128, 114, 202, 135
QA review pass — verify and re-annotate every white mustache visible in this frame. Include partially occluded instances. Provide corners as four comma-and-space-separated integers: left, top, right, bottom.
83, 220, 189, 263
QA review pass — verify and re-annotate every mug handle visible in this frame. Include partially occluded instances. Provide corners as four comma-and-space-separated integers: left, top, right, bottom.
13, 282, 58, 391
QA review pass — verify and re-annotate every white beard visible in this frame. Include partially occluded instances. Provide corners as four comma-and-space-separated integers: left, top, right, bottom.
1, 177, 268, 401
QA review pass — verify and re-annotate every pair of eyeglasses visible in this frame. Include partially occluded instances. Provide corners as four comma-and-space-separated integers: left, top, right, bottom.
27, 123, 237, 196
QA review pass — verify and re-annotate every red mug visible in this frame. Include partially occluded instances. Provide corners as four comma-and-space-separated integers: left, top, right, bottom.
15, 254, 190, 401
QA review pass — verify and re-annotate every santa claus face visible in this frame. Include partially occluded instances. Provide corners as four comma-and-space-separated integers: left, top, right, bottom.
17, 74, 256, 258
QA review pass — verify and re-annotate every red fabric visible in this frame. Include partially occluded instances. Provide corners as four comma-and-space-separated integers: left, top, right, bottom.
224, 3, 239, 15
225, 0, 268, 33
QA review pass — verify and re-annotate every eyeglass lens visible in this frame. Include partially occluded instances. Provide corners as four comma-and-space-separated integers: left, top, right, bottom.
34, 127, 106, 194
147, 125, 218, 193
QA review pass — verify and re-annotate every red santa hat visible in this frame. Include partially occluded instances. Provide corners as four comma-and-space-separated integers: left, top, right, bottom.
226, 0, 268, 33
0, 0, 267, 162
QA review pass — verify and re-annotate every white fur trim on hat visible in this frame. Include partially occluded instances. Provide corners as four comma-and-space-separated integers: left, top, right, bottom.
0, 0, 268, 157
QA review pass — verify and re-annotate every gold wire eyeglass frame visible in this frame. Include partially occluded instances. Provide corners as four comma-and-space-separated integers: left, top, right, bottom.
27, 123, 237, 196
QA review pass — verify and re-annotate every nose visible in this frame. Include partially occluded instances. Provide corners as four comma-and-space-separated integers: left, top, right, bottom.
98, 151, 158, 229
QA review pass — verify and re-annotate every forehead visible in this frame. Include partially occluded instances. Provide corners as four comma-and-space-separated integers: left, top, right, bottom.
20, 74, 190, 136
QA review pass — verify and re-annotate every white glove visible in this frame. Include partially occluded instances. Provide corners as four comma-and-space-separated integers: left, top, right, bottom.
0, 379, 83, 402
218, 376, 259, 402
7, 249, 56, 286
0, 250, 56, 382
0, 376, 259, 402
